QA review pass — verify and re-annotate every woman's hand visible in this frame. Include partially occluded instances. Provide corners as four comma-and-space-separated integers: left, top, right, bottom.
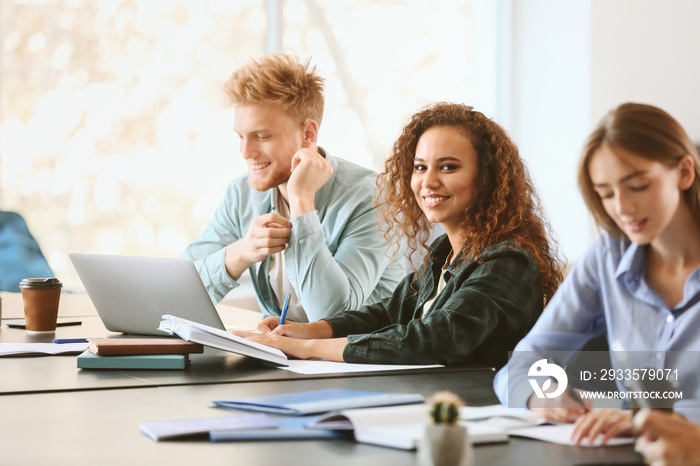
232, 330, 315, 359
634, 409, 700, 466
571, 409, 633, 445
256, 318, 334, 339
256, 316, 281, 333
527, 388, 592, 423
231, 329, 348, 362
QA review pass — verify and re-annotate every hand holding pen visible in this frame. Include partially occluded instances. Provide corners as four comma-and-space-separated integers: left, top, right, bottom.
566, 385, 589, 411
550, 356, 590, 412
255, 292, 332, 339
529, 357, 591, 424
255, 293, 289, 334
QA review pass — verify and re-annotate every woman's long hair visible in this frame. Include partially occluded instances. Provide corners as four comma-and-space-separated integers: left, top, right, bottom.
377, 102, 565, 304
578, 102, 700, 239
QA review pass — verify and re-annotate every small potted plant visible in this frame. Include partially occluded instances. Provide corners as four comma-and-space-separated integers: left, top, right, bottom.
418, 391, 473, 466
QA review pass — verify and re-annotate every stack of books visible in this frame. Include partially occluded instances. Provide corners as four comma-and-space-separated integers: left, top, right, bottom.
77, 338, 204, 370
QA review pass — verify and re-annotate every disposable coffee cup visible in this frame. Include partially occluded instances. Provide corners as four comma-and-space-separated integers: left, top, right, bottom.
20, 278, 63, 332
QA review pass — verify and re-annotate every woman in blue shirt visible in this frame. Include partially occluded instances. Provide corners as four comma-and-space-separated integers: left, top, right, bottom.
494, 102, 700, 444
233, 102, 564, 366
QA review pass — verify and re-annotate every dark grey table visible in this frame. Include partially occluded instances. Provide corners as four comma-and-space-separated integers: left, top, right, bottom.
0, 370, 644, 465
0, 294, 644, 465
0, 315, 490, 395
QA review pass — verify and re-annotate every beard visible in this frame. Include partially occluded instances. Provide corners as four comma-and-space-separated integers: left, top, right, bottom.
248, 166, 292, 192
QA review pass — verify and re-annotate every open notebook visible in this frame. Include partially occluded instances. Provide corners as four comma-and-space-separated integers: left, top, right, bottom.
158, 315, 288, 366
308, 404, 508, 450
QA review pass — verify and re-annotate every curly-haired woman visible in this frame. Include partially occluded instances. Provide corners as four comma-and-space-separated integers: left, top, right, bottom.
233, 102, 565, 367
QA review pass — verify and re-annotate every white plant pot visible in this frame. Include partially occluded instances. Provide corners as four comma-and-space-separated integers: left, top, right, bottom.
418, 423, 473, 466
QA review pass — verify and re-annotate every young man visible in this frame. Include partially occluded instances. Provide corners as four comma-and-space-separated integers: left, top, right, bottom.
184, 53, 403, 323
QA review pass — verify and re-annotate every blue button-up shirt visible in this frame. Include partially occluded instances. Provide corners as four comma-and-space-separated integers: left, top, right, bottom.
183, 151, 403, 322
494, 232, 700, 419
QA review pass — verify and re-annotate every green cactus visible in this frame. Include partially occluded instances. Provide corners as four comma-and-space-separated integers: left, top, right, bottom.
427, 391, 464, 425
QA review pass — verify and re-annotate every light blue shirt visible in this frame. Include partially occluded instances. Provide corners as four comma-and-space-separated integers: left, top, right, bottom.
183, 151, 403, 322
494, 232, 700, 419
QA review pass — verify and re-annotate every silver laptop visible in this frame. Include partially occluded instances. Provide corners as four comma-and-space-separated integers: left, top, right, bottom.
69, 253, 226, 335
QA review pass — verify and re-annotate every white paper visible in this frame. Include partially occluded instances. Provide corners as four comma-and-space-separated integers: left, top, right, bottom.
357, 422, 509, 449
278, 359, 443, 375
460, 404, 545, 423
0, 342, 89, 357
508, 424, 634, 447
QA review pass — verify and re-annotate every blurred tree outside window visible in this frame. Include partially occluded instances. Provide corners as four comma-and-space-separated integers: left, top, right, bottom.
0, 0, 473, 290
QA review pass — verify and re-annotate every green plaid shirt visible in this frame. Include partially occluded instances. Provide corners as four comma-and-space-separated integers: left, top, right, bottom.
323, 235, 544, 367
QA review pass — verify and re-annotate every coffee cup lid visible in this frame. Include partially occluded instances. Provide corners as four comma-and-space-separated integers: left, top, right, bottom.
19, 278, 63, 289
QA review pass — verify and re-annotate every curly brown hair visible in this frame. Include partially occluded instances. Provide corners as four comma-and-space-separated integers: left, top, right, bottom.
377, 102, 565, 304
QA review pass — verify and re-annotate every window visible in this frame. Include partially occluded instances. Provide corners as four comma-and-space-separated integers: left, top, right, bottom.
280, 0, 474, 169
1, 0, 487, 289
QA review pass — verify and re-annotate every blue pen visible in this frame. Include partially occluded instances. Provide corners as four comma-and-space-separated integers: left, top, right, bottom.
279, 292, 291, 325
53, 338, 89, 344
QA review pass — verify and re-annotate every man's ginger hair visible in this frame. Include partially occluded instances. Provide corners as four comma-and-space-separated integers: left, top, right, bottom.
224, 53, 325, 125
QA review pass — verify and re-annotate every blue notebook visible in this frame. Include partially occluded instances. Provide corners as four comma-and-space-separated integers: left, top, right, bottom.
76, 350, 189, 370
140, 414, 276, 441
209, 417, 348, 442
212, 389, 425, 415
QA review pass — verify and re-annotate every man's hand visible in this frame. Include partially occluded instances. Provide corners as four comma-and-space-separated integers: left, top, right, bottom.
285, 148, 333, 217
224, 213, 291, 279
